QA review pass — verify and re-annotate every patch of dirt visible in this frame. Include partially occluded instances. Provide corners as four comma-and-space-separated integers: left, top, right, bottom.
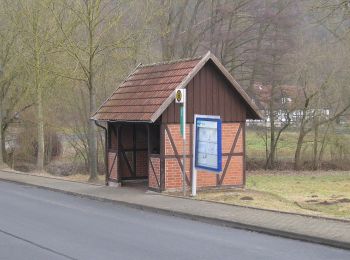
240, 196, 254, 201
337, 198, 350, 203
311, 195, 318, 198
305, 197, 350, 205
331, 194, 343, 198
317, 200, 337, 205
305, 199, 319, 203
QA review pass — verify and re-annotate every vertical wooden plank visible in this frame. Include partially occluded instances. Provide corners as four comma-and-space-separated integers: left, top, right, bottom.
167, 102, 175, 123
242, 106, 247, 121
235, 93, 242, 122
200, 66, 207, 114
174, 100, 180, 123
193, 71, 200, 116
224, 78, 232, 122
228, 83, 234, 122
212, 68, 218, 116
162, 105, 168, 123
207, 63, 213, 115
231, 92, 237, 121
218, 73, 226, 120
187, 79, 194, 123
228, 85, 235, 122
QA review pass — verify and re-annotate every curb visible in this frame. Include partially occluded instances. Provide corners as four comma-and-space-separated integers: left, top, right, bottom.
0, 176, 350, 251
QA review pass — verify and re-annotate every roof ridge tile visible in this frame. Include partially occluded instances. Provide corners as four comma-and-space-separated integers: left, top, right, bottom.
139, 56, 202, 68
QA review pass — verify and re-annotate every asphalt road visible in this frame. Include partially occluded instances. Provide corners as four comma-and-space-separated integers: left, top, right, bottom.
0, 181, 349, 260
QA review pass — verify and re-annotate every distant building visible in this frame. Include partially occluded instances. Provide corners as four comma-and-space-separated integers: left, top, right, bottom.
248, 83, 331, 127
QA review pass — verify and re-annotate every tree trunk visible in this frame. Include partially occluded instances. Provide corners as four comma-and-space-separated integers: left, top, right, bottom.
318, 123, 331, 168
0, 104, 5, 168
294, 131, 305, 170
312, 122, 319, 170
1, 127, 6, 164
87, 6, 98, 181
268, 108, 276, 168
36, 85, 45, 171
88, 86, 98, 181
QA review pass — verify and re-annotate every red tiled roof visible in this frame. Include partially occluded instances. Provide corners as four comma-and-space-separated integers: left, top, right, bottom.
92, 58, 201, 121
92, 52, 262, 122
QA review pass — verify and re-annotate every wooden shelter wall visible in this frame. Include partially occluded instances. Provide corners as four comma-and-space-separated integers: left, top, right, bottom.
162, 62, 247, 123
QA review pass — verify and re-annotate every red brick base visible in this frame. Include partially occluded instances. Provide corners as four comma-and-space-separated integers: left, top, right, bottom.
164, 123, 244, 191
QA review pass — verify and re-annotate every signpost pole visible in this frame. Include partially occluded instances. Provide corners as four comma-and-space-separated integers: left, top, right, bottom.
191, 115, 197, 197
182, 93, 186, 196
176, 88, 186, 196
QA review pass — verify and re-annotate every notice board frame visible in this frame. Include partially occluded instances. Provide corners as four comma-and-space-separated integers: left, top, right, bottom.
194, 116, 222, 173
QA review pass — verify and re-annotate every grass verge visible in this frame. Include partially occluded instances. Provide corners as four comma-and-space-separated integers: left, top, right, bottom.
196, 171, 350, 220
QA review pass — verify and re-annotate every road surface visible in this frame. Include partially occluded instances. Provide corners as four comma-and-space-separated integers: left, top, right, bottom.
0, 181, 349, 260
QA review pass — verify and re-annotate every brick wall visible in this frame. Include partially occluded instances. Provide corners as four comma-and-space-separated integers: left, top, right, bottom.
164, 123, 244, 191
149, 157, 161, 189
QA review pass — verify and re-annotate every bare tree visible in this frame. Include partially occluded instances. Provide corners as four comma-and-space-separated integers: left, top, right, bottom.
52, 0, 138, 180
291, 37, 350, 170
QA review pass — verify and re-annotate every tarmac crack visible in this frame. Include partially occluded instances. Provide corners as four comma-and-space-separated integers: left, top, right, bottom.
0, 227, 77, 260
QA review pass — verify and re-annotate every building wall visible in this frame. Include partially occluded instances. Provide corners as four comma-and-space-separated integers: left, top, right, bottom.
163, 122, 244, 191
162, 61, 248, 124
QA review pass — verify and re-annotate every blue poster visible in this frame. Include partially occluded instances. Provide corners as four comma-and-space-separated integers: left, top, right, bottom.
195, 117, 222, 173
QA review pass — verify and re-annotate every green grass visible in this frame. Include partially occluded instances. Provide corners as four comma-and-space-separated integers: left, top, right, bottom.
246, 130, 298, 160
246, 129, 350, 161
196, 171, 350, 219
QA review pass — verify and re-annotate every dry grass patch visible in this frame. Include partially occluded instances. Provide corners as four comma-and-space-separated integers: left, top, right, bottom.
27, 171, 105, 185
196, 171, 350, 220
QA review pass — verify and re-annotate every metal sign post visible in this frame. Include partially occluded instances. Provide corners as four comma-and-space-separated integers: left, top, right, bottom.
192, 115, 198, 197
175, 89, 186, 196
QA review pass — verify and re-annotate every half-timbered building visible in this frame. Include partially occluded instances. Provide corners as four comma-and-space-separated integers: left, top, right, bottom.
92, 51, 261, 191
